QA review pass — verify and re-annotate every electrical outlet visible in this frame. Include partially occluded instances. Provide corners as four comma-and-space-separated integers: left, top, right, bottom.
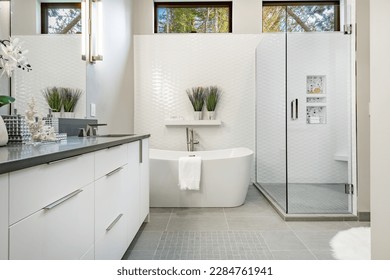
90, 103, 96, 117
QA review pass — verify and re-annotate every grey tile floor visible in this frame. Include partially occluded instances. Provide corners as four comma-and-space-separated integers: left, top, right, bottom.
122, 185, 369, 260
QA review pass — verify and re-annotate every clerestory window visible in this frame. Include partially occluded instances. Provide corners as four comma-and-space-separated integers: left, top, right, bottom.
262, 1, 340, 32
154, 2, 232, 33
41, 3, 82, 34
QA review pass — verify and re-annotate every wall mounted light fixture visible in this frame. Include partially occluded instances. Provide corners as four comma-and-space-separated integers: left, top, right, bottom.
82, 0, 103, 63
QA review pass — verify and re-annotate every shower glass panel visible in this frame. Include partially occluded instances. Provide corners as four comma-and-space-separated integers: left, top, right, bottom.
256, 32, 354, 215
286, 33, 353, 214
256, 34, 287, 211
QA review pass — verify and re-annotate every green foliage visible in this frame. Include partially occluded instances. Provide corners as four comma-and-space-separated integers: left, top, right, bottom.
205, 86, 221, 111
0, 95, 15, 108
61, 88, 82, 112
42, 87, 62, 112
157, 7, 230, 33
186, 87, 205, 111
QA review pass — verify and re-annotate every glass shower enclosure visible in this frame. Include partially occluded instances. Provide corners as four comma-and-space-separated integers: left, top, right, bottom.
255, 32, 356, 215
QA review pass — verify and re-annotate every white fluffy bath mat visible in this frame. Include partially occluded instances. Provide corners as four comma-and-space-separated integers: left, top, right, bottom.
330, 227, 371, 260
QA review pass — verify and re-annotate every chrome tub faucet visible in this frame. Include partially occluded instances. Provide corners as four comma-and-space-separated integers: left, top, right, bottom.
186, 127, 199, 152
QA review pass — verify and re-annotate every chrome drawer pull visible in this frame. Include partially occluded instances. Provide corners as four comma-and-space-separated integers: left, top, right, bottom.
105, 166, 123, 177
107, 144, 122, 150
47, 155, 81, 165
106, 213, 123, 231
43, 189, 83, 210
139, 140, 143, 163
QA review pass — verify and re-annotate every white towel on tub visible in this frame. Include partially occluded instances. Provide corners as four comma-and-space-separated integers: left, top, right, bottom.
178, 156, 201, 190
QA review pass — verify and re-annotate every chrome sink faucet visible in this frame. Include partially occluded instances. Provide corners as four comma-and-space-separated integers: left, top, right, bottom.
86, 123, 107, 136
186, 127, 199, 152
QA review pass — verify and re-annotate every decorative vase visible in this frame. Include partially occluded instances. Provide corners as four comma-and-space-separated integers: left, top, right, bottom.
0, 116, 9, 146
193, 111, 202, 120
206, 111, 215, 120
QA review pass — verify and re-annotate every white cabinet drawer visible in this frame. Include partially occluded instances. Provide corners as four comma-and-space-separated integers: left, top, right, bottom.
9, 183, 94, 260
95, 164, 128, 259
95, 144, 127, 180
0, 174, 8, 260
95, 212, 128, 260
9, 153, 94, 225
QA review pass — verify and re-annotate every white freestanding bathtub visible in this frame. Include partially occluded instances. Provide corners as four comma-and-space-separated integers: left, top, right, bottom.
150, 148, 253, 207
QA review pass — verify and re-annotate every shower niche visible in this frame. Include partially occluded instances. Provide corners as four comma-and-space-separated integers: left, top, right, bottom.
306, 75, 327, 124
306, 106, 326, 124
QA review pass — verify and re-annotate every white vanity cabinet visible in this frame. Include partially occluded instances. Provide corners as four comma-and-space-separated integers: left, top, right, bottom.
2, 136, 150, 260
94, 145, 129, 260
94, 140, 150, 259
0, 174, 8, 260
8, 153, 95, 260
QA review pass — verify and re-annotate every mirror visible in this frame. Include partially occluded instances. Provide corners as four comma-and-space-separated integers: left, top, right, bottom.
0, 0, 11, 115
7, 0, 86, 118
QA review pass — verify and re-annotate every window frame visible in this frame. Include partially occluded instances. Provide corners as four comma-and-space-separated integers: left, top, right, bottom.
262, 1, 341, 32
41, 2, 82, 34
154, 1, 233, 34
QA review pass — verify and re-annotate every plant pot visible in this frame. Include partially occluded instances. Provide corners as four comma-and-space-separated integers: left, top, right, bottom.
0, 116, 9, 146
206, 111, 216, 120
52, 112, 62, 118
63, 112, 75, 118
193, 111, 202, 120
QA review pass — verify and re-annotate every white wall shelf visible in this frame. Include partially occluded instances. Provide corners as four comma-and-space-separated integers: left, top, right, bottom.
164, 120, 222, 126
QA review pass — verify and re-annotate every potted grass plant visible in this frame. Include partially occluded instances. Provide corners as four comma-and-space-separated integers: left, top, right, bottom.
42, 87, 62, 117
61, 88, 82, 118
186, 87, 205, 120
205, 86, 221, 120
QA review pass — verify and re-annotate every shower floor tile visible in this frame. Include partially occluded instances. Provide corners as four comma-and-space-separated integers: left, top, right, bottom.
259, 183, 351, 214
122, 185, 361, 260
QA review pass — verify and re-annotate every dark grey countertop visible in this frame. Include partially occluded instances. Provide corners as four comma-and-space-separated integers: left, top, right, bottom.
0, 134, 150, 175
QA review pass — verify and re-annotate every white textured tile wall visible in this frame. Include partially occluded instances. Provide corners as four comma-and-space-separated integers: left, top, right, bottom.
135, 35, 261, 179
256, 34, 287, 185
12, 35, 86, 118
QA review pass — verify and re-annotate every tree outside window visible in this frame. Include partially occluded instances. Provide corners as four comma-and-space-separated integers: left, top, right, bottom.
41, 3, 82, 34
263, 1, 340, 32
155, 2, 232, 33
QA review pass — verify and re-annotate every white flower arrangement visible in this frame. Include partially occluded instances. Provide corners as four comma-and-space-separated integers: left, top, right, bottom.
0, 37, 32, 77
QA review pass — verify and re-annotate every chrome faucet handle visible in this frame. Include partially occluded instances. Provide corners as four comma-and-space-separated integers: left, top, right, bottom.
86, 123, 107, 136
78, 128, 86, 137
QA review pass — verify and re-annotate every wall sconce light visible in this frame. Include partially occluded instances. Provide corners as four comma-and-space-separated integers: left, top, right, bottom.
82, 0, 103, 63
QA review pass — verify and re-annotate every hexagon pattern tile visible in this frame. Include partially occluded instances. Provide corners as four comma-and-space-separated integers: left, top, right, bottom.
134, 35, 261, 178
12, 35, 86, 118
286, 33, 352, 184
256, 34, 287, 185
256, 33, 352, 185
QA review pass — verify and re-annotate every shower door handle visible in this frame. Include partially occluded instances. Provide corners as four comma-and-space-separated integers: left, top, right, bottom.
291, 100, 295, 120
291, 99, 298, 120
